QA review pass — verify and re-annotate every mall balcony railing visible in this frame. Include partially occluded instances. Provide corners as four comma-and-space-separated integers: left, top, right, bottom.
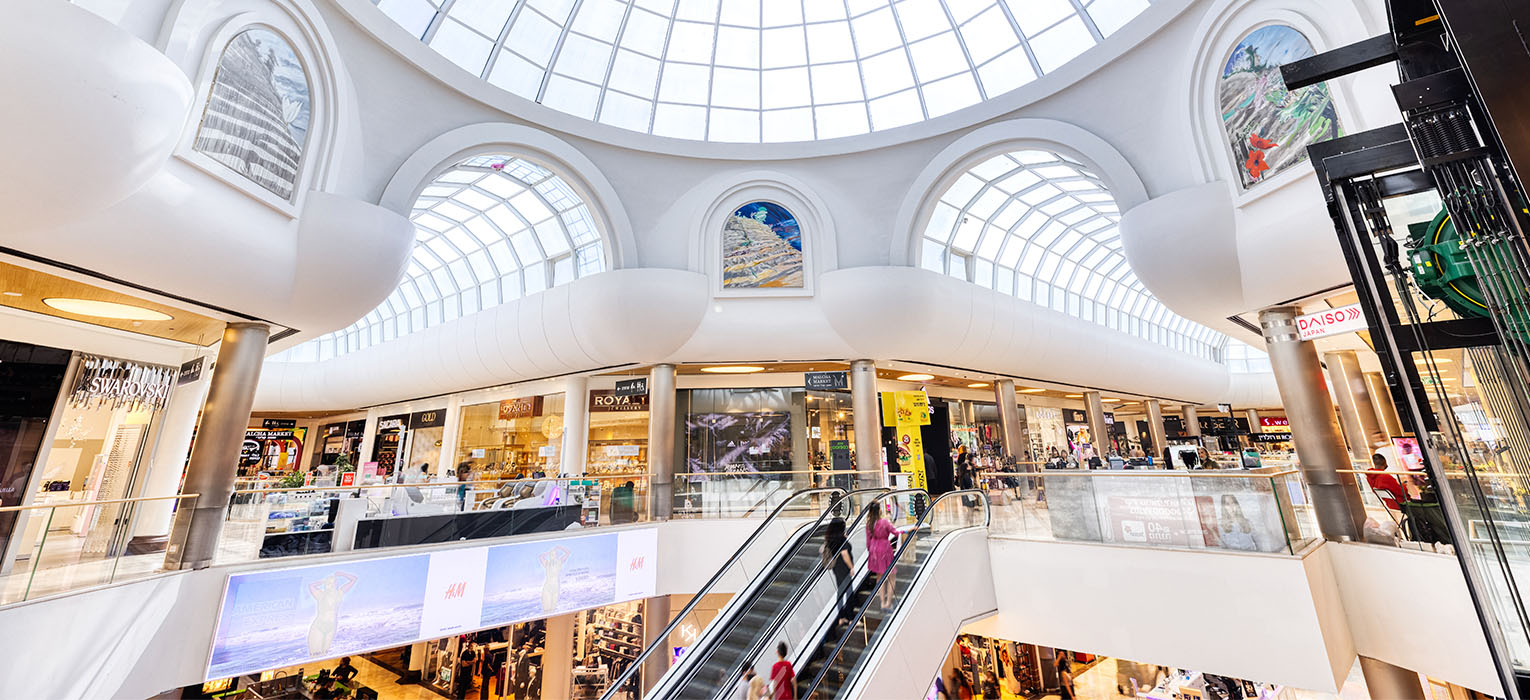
0, 493, 199, 605
215, 469, 865, 565
978, 468, 1322, 555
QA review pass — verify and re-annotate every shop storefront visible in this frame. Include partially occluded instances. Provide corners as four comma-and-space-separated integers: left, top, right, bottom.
371, 409, 447, 481
456, 393, 567, 479
239, 424, 307, 476
313, 418, 366, 470
1027, 406, 1067, 459
2, 349, 181, 571
587, 390, 648, 476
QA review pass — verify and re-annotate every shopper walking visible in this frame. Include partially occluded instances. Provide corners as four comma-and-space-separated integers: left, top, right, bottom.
866, 502, 897, 609
1058, 654, 1077, 700
770, 642, 796, 700
733, 667, 757, 700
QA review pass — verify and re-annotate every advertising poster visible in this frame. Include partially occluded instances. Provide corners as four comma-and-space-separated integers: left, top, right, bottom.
1107, 495, 1193, 547
208, 529, 658, 680
207, 554, 431, 679
882, 391, 930, 490
685, 412, 793, 472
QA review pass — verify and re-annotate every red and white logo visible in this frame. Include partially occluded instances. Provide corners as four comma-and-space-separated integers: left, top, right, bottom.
629, 556, 645, 572
443, 582, 467, 599
1295, 304, 1366, 341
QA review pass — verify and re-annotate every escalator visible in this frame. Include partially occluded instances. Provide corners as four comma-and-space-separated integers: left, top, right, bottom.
600, 487, 883, 700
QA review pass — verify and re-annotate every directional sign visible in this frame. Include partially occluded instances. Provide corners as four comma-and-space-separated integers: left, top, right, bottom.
1296, 303, 1367, 341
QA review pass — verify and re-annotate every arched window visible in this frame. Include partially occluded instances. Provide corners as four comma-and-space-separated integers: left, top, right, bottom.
276, 154, 609, 362
918, 149, 1224, 360
1218, 25, 1340, 190
723, 201, 803, 288
193, 28, 312, 200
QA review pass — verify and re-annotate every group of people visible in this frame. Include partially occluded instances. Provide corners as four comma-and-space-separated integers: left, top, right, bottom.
309, 657, 361, 699
731, 642, 800, 700
1364, 451, 1452, 545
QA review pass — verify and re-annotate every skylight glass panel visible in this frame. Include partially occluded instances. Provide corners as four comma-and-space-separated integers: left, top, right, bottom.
920, 148, 1224, 359
376, 0, 1152, 142
280, 154, 609, 362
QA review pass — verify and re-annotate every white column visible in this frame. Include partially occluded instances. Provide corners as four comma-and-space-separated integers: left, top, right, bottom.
132, 360, 211, 538
541, 613, 576, 700
434, 394, 463, 479
850, 360, 884, 488
561, 375, 590, 477
356, 407, 381, 469
1182, 405, 1202, 438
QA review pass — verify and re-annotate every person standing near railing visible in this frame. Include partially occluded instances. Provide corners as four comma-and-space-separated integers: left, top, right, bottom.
455, 462, 472, 511
770, 642, 796, 700
866, 502, 897, 610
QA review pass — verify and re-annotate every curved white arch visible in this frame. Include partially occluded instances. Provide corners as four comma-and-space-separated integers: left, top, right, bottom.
381, 122, 637, 269
890, 117, 1148, 266
681, 170, 839, 297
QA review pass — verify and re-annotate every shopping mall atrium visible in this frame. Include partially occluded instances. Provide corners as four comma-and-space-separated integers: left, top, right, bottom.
8, 0, 1530, 698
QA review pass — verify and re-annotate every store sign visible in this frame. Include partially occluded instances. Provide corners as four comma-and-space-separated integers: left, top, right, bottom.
177, 357, 205, 386
590, 390, 650, 412
1253, 433, 1292, 443
377, 415, 408, 431
614, 378, 648, 397
1296, 303, 1367, 340
409, 410, 445, 429
604, 445, 641, 457
340, 472, 357, 487
830, 439, 852, 471
1064, 409, 1088, 424
1260, 417, 1291, 429
262, 418, 297, 430
68, 354, 177, 412
804, 371, 849, 391
207, 529, 659, 680
322, 422, 346, 437
881, 391, 930, 491
498, 396, 543, 420
1216, 403, 1233, 413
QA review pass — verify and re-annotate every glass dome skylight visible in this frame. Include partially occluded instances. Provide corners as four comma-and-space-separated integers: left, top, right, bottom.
274, 154, 607, 362
374, 0, 1152, 142
921, 149, 1226, 361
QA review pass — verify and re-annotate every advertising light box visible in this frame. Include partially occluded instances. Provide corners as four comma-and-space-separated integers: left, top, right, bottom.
206, 528, 659, 680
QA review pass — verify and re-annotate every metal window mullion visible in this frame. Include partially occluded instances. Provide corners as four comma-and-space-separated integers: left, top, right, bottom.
644, 0, 683, 134
1065, 0, 1106, 42
700, 0, 726, 140
839, 0, 878, 132
481, 1, 532, 79
990, 0, 1044, 78
420, 0, 464, 43
885, 0, 930, 120
940, 5, 987, 100
534, 0, 589, 102
591, 0, 640, 121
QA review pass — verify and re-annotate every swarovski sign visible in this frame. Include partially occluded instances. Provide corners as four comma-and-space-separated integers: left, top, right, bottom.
68, 354, 177, 412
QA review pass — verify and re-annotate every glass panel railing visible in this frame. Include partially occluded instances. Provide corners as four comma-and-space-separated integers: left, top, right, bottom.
670, 470, 860, 519
798, 489, 989, 699
0, 493, 198, 605
983, 469, 1318, 555
602, 487, 863, 700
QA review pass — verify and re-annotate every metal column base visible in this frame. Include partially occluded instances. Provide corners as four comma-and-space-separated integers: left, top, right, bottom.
1358, 655, 1425, 700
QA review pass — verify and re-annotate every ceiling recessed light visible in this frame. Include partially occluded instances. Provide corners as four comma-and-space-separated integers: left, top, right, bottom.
1102, 398, 1121, 403
1065, 394, 1083, 398
700, 365, 765, 374
42, 298, 172, 321
967, 382, 990, 388
1, 291, 21, 297
1018, 388, 1045, 393
898, 373, 935, 381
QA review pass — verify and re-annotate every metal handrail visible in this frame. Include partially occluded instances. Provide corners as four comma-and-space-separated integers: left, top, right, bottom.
977, 468, 1301, 479
598, 487, 846, 700
671, 488, 917, 699
0, 493, 201, 513
230, 474, 648, 495
798, 489, 991, 700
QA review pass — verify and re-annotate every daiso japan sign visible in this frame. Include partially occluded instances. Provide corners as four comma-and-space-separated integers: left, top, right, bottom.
1295, 303, 1367, 341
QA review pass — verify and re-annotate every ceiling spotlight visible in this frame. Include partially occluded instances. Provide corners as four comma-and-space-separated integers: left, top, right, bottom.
700, 365, 765, 374
967, 382, 990, 388
43, 298, 172, 321
898, 373, 935, 381
1065, 394, 1083, 398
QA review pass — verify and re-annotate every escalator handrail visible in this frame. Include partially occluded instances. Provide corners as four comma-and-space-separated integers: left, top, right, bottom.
797, 488, 991, 699
647, 487, 891, 698
598, 486, 845, 700
688, 488, 927, 698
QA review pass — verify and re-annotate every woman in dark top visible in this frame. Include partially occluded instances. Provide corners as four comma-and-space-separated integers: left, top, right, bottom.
820, 518, 854, 625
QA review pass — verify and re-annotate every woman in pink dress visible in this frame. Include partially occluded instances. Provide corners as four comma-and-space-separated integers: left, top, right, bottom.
866, 502, 898, 608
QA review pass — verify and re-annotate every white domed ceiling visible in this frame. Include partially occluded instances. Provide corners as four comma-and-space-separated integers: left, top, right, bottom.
374, 0, 1153, 142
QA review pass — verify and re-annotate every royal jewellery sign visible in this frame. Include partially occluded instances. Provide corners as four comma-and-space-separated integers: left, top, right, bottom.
1295, 303, 1367, 341
68, 354, 176, 412
590, 390, 649, 412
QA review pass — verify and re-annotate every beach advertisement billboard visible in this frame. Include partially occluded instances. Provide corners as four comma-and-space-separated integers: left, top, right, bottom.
206, 528, 658, 679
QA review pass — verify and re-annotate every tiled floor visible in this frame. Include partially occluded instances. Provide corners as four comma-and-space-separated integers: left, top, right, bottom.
1016, 656, 1373, 700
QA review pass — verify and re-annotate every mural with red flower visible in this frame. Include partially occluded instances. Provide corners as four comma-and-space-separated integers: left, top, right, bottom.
1219, 25, 1341, 189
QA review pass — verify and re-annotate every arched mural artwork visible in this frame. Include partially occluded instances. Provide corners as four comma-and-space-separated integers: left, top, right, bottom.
722, 201, 803, 289
193, 28, 311, 200
1218, 24, 1340, 189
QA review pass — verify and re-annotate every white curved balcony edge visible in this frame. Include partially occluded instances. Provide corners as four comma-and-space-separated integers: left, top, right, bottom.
0, 0, 192, 234
254, 269, 713, 410
12, 160, 414, 335
819, 267, 1232, 403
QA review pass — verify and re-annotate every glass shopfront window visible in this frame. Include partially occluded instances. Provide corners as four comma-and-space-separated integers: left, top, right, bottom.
456, 394, 567, 479
586, 390, 648, 477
